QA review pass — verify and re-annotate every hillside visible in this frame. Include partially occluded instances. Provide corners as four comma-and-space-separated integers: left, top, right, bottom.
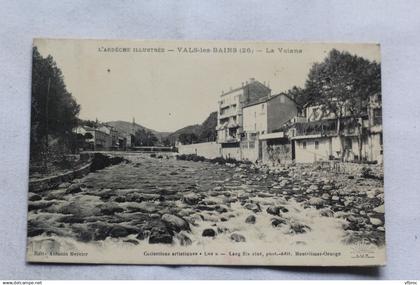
166, 111, 217, 145
106, 120, 170, 140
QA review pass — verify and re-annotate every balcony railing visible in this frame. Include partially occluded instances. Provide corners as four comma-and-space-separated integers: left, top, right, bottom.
219, 137, 240, 144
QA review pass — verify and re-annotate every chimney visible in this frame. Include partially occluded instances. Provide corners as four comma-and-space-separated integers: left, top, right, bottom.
241, 82, 244, 87
249, 77, 255, 82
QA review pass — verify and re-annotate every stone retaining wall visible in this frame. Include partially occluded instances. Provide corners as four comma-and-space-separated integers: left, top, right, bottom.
316, 161, 384, 178
29, 162, 92, 193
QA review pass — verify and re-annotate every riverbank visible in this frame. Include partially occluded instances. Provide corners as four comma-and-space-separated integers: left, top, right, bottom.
29, 153, 128, 192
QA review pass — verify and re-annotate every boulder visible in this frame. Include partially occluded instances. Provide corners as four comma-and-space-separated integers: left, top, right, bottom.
161, 214, 190, 232
230, 233, 246, 242
278, 206, 289, 213
148, 227, 173, 244
28, 194, 42, 202
289, 222, 311, 234
28, 201, 54, 211
321, 193, 330, 200
244, 203, 261, 213
322, 185, 333, 191
66, 184, 82, 194
183, 193, 201, 205
373, 204, 385, 214
369, 217, 383, 226
266, 206, 281, 216
308, 184, 319, 191
202, 228, 216, 237
245, 215, 256, 224
109, 226, 130, 238
271, 217, 287, 227
215, 205, 228, 214
320, 208, 334, 217
308, 197, 324, 206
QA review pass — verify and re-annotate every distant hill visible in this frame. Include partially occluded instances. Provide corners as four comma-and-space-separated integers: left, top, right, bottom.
166, 112, 217, 145
106, 120, 170, 140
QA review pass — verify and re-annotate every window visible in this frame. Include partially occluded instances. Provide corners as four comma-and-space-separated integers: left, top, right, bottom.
345, 138, 352, 150
373, 108, 382, 125
261, 104, 265, 110
315, 141, 319, 149
302, 141, 306, 149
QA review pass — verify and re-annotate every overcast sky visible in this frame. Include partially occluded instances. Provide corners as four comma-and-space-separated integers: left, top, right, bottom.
35, 39, 380, 132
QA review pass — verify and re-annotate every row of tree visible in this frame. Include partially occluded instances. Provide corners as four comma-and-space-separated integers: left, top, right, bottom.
31, 47, 81, 161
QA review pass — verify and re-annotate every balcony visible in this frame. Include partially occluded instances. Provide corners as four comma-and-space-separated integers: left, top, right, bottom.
219, 112, 238, 120
218, 136, 240, 144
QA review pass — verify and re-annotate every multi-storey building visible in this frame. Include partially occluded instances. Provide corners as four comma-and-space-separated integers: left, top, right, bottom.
74, 126, 112, 150
241, 93, 297, 162
216, 78, 271, 159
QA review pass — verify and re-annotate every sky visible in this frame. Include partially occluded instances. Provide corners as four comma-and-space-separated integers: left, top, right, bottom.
35, 39, 381, 132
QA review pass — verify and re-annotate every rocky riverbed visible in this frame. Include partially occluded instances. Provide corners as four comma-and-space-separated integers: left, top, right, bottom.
27, 152, 385, 252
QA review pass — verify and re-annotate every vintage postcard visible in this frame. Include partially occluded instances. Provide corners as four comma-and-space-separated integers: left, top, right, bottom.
27, 39, 385, 266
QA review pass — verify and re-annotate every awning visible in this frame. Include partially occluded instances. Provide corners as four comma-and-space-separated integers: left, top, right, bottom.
259, 132, 285, 140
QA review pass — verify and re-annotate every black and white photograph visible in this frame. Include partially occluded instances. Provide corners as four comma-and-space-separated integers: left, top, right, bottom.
26, 39, 385, 266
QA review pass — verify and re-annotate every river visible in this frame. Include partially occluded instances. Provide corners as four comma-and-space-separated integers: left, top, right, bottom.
27, 152, 385, 255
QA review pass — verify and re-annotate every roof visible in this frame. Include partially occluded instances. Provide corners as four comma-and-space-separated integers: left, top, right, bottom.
221, 79, 270, 97
243, 92, 295, 109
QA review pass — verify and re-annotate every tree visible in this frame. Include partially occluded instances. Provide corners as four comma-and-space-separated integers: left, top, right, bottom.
178, 133, 198, 145
31, 47, 80, 160
162, 138, 172, 147
134, 129, 158, 146
285, 86, 310, 112
198, 111, 217, 142
304, 49, 381, 161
